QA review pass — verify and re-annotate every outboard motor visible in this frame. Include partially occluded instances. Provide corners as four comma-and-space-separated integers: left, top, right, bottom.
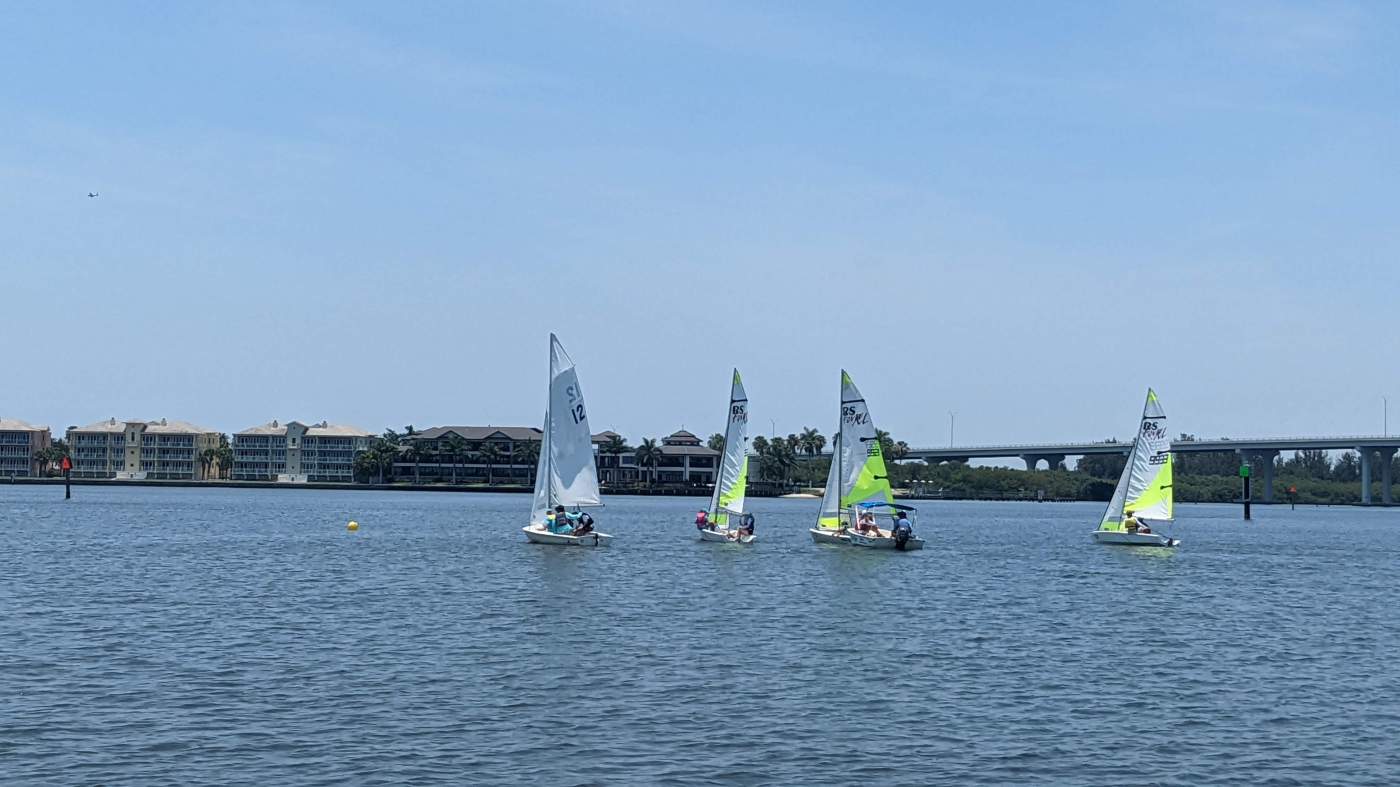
894, 527, 911, 551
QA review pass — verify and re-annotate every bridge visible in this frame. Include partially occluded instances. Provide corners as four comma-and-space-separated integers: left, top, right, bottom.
901, 436, 1400, 505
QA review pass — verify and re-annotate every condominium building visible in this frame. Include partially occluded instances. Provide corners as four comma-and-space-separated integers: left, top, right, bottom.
232, 421, 373, 482
68, 418, 221, 480
0, 418, 52, 478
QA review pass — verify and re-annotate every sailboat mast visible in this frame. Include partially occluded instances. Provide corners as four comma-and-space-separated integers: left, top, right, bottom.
835, 372, 843, 523
544, 337, 555, 510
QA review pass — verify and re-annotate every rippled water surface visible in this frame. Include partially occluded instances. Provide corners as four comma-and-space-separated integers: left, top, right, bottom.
4, 486, 1400, 785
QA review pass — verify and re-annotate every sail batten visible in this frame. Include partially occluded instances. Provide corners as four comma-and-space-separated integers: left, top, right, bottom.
1099, 388, 1173, 531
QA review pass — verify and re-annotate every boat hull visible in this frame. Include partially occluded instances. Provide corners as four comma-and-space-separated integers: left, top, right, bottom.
698, 527, 756, 544
522, 525, 613, 546
810, 527, 850, 545
1092, 530, 1176, 547
847, 531, 926, 550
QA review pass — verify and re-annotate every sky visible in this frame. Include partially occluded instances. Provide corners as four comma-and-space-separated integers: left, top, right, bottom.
2, 1, 1397, 448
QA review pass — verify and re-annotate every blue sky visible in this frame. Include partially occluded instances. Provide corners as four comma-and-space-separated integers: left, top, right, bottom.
3, 1, 1397, 447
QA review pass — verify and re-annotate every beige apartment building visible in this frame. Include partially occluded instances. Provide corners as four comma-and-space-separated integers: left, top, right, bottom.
68, 418, 221, 480
232, 420, 373, 482
0, 418, 52, 478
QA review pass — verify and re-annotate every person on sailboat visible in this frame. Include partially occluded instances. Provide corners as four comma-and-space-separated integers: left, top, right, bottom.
550, 505, 575, 535
1123, 508, 1141, 534
891, 510, 914, 550
574, 511, 595, 537
727, 512, 755, 540
695, 510, 712, 530
856, 510, 881, 537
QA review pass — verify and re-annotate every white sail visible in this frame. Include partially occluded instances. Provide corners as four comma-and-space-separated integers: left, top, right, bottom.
838, 370, 894, 511
529, 409, 552, 525
816, 433, 842, 528
708, 369, 750, 526
1099, 388, 1173, 531
543, 334, 601, 513
1099, 443, 1133, 530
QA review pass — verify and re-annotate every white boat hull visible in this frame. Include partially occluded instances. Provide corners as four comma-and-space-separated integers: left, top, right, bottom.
698, 527, 756, 544
522, 525, 613, 546
847, 531, 926, 550
810, 527, 850, 545
1092, 530, 1177, 547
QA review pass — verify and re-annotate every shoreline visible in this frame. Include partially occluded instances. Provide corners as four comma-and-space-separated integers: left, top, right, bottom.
2, 477, 1392, 506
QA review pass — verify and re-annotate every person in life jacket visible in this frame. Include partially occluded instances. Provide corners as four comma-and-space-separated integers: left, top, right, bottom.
891, 510, 914, 550
574, 511, 595, 537
551, 505, 575, 535
695, 510, 710, 530
1123, 508, 1141, 534
739, 512, 755, 537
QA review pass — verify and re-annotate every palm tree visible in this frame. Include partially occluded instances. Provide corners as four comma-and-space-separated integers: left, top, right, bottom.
444, 434, 468, 484
515, 439, 541, 486
798, 427, 825, 458
875, 429, 894, 458
635, 438, 663, 486
198, 447, 215, 480
372, 439, 397, 483
707, 433, 726, 453
479, 442, 504, 485
891, 440, 910, 461
599, 434, 631, 485
215, 436, 233, 480
354, 450, 377, 483
32, 449, 50, 477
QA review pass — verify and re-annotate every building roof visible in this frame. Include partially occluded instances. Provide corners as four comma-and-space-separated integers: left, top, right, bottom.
237, 420, 373, 437
413, 425, 544, 442
0, 418, 49, 432
593, 430, 625, 444
70, 417, 219, 435
660, 443, 719, 457
307, 423, 373, 437
663, 429, 703, 446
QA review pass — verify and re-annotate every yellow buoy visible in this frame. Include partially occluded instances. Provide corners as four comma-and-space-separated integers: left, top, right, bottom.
347, 520, 359, 531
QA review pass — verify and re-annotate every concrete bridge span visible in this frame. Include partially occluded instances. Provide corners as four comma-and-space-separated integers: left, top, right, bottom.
902, 436, 1400, 505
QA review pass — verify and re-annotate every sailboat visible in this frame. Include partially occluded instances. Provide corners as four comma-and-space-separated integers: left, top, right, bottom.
809, 371, 923, 549
698, 369, 754, 544
522, 334, 612, 546
1092, 388, 1177, 547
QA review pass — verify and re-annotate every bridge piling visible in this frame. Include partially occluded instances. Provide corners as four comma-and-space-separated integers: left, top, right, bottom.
1360, 448, 1373, 505
1381, 448, 1396, 505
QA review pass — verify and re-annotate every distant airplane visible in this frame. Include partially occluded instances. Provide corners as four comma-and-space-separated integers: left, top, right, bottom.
87, 192, 99, 198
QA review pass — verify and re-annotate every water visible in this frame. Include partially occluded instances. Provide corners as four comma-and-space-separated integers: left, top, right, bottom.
3, 486, 1399, 785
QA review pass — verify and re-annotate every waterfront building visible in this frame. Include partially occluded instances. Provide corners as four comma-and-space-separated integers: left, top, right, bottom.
398, 426, 546, 484
67, 418, 221, 480
593, 430, 636, 485
232, 421, 373, 482
399, 426, 627, 484
0, 418, 52, 478
651, 430, 719, 485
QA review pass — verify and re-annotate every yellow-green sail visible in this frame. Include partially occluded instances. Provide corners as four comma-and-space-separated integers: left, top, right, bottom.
709, 369, 749, 526
1099, 388, 1173, 531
